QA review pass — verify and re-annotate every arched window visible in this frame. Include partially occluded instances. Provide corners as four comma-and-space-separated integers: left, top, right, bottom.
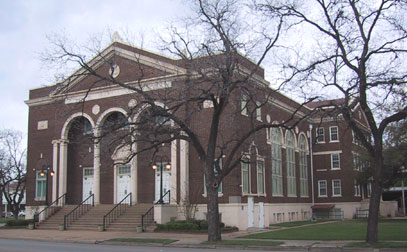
271, 128, 283, 196
286, 130, 296, 196
299, 134, 308, 197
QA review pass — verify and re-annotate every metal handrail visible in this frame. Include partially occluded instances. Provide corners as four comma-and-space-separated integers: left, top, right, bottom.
102, 193, 132, 231
33, 193, 66, 229
141, 190, 171, 232
63, 194, 94, 230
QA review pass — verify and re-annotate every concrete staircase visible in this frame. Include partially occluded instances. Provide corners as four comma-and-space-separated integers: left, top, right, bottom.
36, 203, 154, 231
105, 203, 153, 232
36, 205, 77, 230
67, 204, 114, 230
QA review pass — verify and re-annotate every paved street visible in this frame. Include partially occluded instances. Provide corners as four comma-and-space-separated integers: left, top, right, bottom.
0, 239, 306, 252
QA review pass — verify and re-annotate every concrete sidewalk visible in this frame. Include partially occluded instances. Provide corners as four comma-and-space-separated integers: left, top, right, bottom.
0, 228, 403, 251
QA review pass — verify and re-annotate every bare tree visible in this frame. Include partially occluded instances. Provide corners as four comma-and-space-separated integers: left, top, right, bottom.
256, 0, 407, 243
0, 130, 26, 220
41, 0, 314, 241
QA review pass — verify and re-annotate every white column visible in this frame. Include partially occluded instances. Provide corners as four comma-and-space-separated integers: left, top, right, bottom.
58, 139, 68, 204
180, 139, 189, 204
131, 142, 138, 204
51, 140, 59, 203
93, 141, 101, 205
170, 139, 177, 204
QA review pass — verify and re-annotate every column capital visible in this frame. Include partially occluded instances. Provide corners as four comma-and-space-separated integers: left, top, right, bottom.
52, 140, 60, 145
60, 139, 69, 144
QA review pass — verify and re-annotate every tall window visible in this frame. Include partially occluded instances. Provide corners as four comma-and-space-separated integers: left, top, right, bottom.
35, 171, 46, 200
354, 180, 361, 196
256, 101, 262, 121
329, 126, 339, 142
318, 180, 327, 197
331, 153, 341, 170
241, 95, 248, 116
299, 135, 308, 197
271, 128, 283, 196
316, 127, 325, 143
353, 154, 361, 171
241, 158, 250, 194
257, 159, 265, 194
286, 130, 296, 196
332, 179, 342, 196
204, 159, 223, 194
367, 183, 372, 197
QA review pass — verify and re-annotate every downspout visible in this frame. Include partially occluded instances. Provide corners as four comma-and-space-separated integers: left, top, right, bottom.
309, 124, 315, 206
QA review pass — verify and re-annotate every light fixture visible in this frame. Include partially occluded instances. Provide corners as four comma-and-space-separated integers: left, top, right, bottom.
50, 171, 55, 177
152, 164, 158, 170
40, 171, 45, 177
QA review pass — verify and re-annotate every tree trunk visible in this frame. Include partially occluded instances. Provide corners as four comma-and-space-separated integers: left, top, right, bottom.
366, 160, 383, 243
207, 185, 221, 241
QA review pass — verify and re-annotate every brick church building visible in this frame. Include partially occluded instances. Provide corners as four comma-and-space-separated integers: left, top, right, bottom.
25, 41, 397, 230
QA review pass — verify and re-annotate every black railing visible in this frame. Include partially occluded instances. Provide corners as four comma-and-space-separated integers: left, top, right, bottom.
33, 193, 66, 229
102, 193, 132, 231
141, 190, 171, 232
63, 194, 94, 230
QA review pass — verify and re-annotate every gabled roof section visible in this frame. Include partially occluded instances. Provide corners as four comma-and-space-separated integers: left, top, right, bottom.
306, 98, 345, 109
50, 42, 187, 97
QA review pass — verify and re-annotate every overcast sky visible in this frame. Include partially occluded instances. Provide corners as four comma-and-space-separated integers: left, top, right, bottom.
0, 0, 186, 144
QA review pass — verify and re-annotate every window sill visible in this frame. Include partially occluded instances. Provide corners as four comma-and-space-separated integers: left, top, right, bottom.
317, 169, 327, 172
318, 195, 327, 198
242, 193, 265, 197
331, 168, 341, 171
332, 195, 342, 197
316, 141, 326, 144
330, 140, 339, 143
272, 194, 284, 197
202, 193, 223, 198
287, 195, 297, 198
300, 195, 309, 198
35, 197, 45, 201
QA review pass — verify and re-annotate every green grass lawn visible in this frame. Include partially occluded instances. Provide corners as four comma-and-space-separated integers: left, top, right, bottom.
106, 238, 177, 244
269, 220, 333, 228
202, 240, 283, 246
241, 220, 407, 241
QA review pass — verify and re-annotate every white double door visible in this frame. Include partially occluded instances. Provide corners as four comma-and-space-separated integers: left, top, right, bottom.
117, 165, 131, 203
155, 168, 171, 203
82, 167, 94, 201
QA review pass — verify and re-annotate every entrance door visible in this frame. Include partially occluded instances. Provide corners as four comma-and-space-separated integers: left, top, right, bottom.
82, 167, 94, 201
155, 165, 171, 203
117, 165, 131, 203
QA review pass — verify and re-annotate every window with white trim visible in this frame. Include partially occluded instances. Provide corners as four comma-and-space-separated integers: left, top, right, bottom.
353, 154, 360, 171
318, 180, 327, 197
257, 159, 265, 194
316, 127, 325, 143
256, 101, 261, 121
35, 171, 46, 200
204, 159, 223, 194
332, 179, 342, 197
241, 158, 250, 194
329, 126, 339, 142
271, 128, 283, 196
299, 135, 308, 197
354, 180, 361, 196
367, 183, 372, 197
286, 131, 296, 196
241, 95, 248, 116
331, 153, 340, 170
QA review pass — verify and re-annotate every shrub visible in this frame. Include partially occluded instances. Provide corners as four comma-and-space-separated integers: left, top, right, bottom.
5, 219, 34, 227
154, 220, 230, 232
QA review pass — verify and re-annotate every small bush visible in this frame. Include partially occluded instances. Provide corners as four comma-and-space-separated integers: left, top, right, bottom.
5, 219, 34, 227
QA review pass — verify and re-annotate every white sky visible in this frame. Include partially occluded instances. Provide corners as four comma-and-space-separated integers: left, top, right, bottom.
0, 0, 187, 144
